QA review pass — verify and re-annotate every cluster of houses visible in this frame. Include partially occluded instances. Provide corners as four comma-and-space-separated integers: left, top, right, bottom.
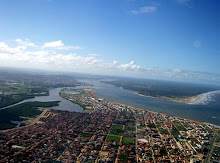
0, 89, 217, 163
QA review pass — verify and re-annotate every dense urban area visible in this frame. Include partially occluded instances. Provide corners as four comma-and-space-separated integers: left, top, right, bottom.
0, 89, 219, 163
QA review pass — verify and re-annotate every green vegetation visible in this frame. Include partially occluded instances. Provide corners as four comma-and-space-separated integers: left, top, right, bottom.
160, 129, 169, 135
87, 159, 95, 163
59, 93, 87, 110
124, 126, 135, 131
126, 121, 135, 126
20, 123, 26, 127
0, 85, 47, 94
106, 135, 120, 143
101, 79, 219, 100
156, 122, 162, 127
173, 122, 187, 131
0, 101, 60, 130
118, 153, 129, 162
70, 99, 87, 110
0, 84, 49, 108
171, 127, 180, 139
122, 137, 134, 145
110, 124, 124, 136
147, 122, 156, 128
137, 125, 145, 129
80, 132, 93, 138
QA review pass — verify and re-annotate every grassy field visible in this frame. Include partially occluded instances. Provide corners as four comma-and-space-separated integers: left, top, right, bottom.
118, 153, 129, 162
122, 137, 134, 145
126, 121, 135, 126
110, 124, 124, 136
173, 122, 187, 131
160, 129, 170, 135
80, 132, 93, 138
106, 135, 120, 143
171, 128, 180, 139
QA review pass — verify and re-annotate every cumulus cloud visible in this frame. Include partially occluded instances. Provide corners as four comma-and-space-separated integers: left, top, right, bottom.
113, 61, 119, 65
118, 61, 141, 71
0, 39, 219, 84
15, 38, 36, 47
0, 42, 26, 54
131, 6, 157, 14
42, 40, 81, 50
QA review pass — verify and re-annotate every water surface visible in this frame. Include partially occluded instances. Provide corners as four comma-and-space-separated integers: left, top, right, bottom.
1, 88, 83, 112
78, 79, 220, 126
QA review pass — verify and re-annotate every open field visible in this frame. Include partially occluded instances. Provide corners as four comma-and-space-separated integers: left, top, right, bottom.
109, 124, 124, 136
106, 135, 120, 143
122, 137, 134, 145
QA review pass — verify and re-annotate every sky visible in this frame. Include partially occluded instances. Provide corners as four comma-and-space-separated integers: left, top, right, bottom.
0, 0, 220, 85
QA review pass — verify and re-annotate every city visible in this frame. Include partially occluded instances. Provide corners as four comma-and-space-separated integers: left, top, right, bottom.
1, 0, 220, 162
1, 89, 219, 162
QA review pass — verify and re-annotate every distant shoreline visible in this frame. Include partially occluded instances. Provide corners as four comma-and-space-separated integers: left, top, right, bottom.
134, 92, 199, 104
107, 98, 206, 126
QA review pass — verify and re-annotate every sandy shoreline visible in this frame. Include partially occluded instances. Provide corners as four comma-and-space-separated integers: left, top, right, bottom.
134, 92, 199, 104
108, 99, 206, 125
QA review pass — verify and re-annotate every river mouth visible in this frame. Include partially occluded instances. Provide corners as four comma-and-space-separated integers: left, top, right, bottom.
76, 79, 220, 126
1, 79, 220, 126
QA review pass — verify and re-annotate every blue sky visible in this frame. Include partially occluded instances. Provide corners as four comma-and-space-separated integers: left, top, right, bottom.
0, 0, 220, 84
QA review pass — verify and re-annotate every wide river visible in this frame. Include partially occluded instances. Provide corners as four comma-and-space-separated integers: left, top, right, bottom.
80, 79, 220, 126
1, 79, 220, 126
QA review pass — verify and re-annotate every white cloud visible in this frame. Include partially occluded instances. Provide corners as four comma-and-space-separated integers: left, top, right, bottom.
113, 61, 119, 65
1, 40, 219, 84
0, 42, 26, 54
118, 61, 141, 71
193, 40, 201, 48
15, 38, 36, 47
88, 54, 101, 57
42, 40, 81, 50
43, 40, 63, 48
131, 6, 157, 14
173, 69, 182, 73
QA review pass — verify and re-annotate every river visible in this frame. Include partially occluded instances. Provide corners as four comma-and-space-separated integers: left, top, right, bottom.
79, 79, 220, 126
0, 88, 83, 112
1, 79, 220, 126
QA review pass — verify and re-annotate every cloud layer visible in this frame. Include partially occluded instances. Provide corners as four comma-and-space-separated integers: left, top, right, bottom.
42, 40, 81, 50
0, 38, 219, 84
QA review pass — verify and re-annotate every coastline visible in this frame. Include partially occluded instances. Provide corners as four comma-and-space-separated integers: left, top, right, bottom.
134, 92, 199, 104
60, 89, 210, 126
107, 99, 207, 126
